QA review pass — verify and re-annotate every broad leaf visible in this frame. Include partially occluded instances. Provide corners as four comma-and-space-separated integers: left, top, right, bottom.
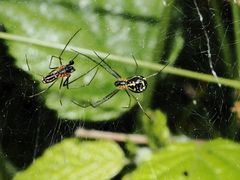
124, 139, 240, 180
0, 0, 167, 121
14, 138, 125, 180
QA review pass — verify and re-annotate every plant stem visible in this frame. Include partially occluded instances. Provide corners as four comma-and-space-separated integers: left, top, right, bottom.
1, 32, 240, 89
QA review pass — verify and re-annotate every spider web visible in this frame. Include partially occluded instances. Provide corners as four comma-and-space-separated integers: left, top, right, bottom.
0, 0, 239, 179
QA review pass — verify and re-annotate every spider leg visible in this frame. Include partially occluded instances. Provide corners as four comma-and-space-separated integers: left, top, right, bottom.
49, 55, 63, 69
66, 52, 109, 87
93, 51, 122, 78
130, 93, 151, 120
25, 55, 44, 77
63, 76, 70, 89
145, 62, 169, 79
69, 51, 80, 63
58, 28, 82, 59
29, 79, 58, 98
59, 76, 66, 89
72, 89, 119, 108
64, 68, 98, 89
49, 29, 82, 69
59, 79, 64, 106
72, 49, 121, 79
59, 98, 63, 106
25, 54, 31, 71
122, 90, 132, 108
81, 68, 98, 88
131, 54, 139, 75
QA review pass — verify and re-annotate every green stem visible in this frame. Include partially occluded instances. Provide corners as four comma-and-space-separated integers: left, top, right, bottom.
232, 1, 240, 72
1, 32, 240, 89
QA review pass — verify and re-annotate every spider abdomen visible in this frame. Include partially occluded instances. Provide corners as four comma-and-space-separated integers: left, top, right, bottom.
115, 76, 147, 93
42, 72, 59, 83
42, 65, 75, 83
127, 76, 147, 93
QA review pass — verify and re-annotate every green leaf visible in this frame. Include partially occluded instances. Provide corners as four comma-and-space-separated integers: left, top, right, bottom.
14, 138, 125, 180
143, 109, 170, 149
0, 0, 165, 121
123, 139, 240, 180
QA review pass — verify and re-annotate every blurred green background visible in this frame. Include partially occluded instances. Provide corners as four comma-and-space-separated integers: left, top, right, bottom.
1, 0, 240, 179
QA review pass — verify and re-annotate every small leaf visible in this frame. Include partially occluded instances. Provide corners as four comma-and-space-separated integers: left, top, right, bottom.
143, 109, 170, 149
123, 139, 240, 180
14, 138, 125, 180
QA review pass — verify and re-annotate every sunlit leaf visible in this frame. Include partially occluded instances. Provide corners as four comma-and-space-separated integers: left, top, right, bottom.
0, 0, 168, 121
14, 138, 125, 180
123, 139, 240, 180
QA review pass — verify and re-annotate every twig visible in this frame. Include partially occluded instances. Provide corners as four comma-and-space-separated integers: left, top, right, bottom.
74, 128, 148, 145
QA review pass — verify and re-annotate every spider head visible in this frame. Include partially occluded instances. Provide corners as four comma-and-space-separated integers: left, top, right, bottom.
65, 65, 75, 73
69, 60, 74, 65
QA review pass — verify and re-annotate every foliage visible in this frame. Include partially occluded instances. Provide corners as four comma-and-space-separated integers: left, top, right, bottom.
14, 139, 125, 180
124, 139, 240, 180
1, 0, 240, 179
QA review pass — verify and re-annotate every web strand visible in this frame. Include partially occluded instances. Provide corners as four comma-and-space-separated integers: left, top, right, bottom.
193, 0, 221, 87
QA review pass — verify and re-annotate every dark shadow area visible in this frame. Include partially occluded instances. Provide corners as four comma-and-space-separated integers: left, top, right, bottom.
70, 106, 137, 134
94, 7, 160, 25
0, 25, 60, 169
55, 1, 161, 25
151, 0, 239, 140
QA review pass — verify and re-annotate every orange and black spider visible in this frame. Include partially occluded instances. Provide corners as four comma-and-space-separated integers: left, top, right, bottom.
26, 29, 104, 98
72, 51, 168, 120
